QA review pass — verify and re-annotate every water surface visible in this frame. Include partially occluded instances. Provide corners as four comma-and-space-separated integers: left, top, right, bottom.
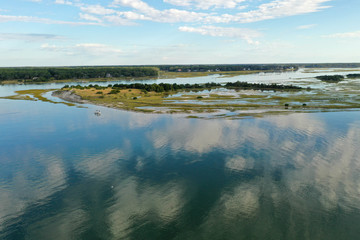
1, 71, 360, 239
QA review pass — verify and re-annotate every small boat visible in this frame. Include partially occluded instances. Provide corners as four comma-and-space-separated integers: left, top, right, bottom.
94, 110, 101, 116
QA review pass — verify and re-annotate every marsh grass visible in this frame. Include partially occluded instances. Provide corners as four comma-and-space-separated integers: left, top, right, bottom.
4, 83, 360, 118
0, 89, 76, 107
58, 86, 360, 115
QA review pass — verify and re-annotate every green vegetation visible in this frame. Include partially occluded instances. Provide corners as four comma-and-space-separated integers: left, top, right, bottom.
2, 64, 360, 84
225, 81, 303, 90
3, 80, 360, 118
0, 89, 77, 107
66, 81, 305, 93
316, 75, 345, 82
347, 74, 360, 79
300, 63, 360, 68
0, 66, 159, 83
0, 64, 302, 84
57, 84, 360, 116
158, 70, 266, 79
154, 64, 298, 72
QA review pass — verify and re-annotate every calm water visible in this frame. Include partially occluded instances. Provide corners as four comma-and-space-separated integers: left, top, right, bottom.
1, 71, 360, 239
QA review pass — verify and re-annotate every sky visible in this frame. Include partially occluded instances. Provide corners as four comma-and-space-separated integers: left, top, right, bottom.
0, 0, 359, 66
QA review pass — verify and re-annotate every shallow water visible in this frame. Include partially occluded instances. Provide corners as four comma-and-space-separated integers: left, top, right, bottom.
1, 71, 360, 239
1, 95, 360, 239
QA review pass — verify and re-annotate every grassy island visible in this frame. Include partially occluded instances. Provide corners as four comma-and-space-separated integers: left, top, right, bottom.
3, 76, 360, 119
346, 73, 360, 79
47, 82, 305, 115
316, 75, 345, 82
43, 81, 353, 117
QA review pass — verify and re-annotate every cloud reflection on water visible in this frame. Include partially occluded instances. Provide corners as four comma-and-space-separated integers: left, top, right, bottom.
108, 177, 185, 239
0, 150, 67, 232
2, 109, 360, 239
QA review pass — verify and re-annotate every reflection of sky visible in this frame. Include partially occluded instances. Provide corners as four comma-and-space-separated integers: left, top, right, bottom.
1, 97, 360, 238
0, 149, 67, 232
108, 177, 185, 239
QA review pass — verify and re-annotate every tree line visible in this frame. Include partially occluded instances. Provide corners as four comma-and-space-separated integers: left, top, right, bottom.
3, 64, 360, 83
65, 81, 304, 93
346, 74, 360, 79
315, 75, 345, 82
225, 81, 304, 90
316, 73, 360, 82
154, 64, 298, 72
0, 67, 159, 82
299, 63, 360, 68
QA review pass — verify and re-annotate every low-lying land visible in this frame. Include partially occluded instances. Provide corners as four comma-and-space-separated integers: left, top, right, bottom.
316, 75, 345, 82
3, 77, 360, 118
347, 73, 360, 79
2, 64, 360, 84
49, 81, 360, 118
158, 70, 273, 79
0, 89, 77, 107
315, 73, 360, 83
0, 64, 298, 84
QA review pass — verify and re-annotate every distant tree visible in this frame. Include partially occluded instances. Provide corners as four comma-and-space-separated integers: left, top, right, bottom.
316, 75, 344, 82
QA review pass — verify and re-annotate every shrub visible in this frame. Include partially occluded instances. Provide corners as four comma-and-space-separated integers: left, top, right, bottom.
109, 89, 120, 94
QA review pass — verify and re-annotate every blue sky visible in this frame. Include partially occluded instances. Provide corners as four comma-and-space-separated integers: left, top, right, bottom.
0, 0, 359, 66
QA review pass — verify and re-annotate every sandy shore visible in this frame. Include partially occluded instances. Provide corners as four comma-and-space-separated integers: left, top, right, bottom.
52, 90, 87, 104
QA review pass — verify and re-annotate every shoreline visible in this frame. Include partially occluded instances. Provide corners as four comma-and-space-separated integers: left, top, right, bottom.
50, 87, 360, 118
1, 87, 359, 119
51, 90, 87, 104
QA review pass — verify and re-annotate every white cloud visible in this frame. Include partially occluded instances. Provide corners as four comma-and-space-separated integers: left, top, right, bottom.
79, 13, 102, 22
109, 0, 331, 24
75, 43, 122, 54
0, 0, 333, 47
179, 25, 261, 44
0, 14, 102, 26
112, 0, 205, 23
297, 24, 316, 29
155, 9, 206, 23
80, 5, 116, 15
323, 31, 360, 38
0, 33, 64, 42
41, 43, 122, 56
7, 0, 332, 27
164, 0, 246, 10
103, 15, 137, 25
41, 43, 65, 51
117, 11, 149, 20
112, 0, 156, 14
163, 0, 191, 7
205, 0, 332, 23
54, 0, 73, 5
